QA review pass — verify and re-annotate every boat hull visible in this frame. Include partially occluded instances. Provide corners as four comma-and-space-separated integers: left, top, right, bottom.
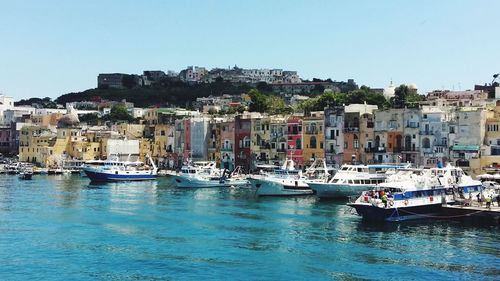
84, 169, 157, 182
171, 174, 232, 188
308, 182, 376, 198
255, 178, 313, 196
348, 202, 444, 222
19, 173, 33, 180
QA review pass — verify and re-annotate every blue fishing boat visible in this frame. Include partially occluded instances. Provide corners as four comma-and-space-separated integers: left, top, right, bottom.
83, 155, 157, 182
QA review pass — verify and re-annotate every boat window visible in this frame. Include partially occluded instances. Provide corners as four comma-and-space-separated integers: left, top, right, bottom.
357, 168, 363, 173
341, 167, 349, 171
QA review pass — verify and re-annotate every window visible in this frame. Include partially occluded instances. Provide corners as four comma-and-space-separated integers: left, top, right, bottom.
310, 136, 317, 149
295, 138, 301, 150
422, 137, 430, 149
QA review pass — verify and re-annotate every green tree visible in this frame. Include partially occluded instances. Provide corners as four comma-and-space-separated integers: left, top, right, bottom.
109, 104, 133, 121
346, 89, 367, 104
79, 113, 100, 125
393, 85, 423, 108
248, 89, 268, 113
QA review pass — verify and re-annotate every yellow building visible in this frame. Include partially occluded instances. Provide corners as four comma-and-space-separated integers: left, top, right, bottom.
19, 111, 105, 167
19, 125, 55, 165
31, 113, 63, 126
116, 123, 145, 139
302, 111, 325, 167
151, 124, 175, 167
250, 114, 272, 163
139, 139, 154, 163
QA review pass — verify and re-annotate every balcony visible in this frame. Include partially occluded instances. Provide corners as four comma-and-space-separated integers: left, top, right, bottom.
260, 144, 271, 150
326, 135, 336, 140
305, 130, 318, 135
343, 127, 359, 133
422, 148, 433, 154
405, 123, 419, 128
364, 147, 375, 153
325, 149, 336, 154
374, 147, 386, 153
419, 130, 434, 135
277, 148, 286, 153
221, 146, 233, 152
401, 146, 419, 153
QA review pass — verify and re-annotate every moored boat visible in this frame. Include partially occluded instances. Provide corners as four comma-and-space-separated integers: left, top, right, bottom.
254, 159, 313, 196
171, 161, 249, 188
18, 165, 34, 180
83, 155, 157, 182
347, 164, 482, 222
308, 163, 409, 199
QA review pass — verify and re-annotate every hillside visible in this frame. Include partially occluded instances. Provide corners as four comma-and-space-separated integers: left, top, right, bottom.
55, 78, 255, 107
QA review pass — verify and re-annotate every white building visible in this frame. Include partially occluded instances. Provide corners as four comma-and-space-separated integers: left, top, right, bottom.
190, 117, 209, 160
3, 106, 36, 124
0, 95, 15, 124
105, 139, 140, 161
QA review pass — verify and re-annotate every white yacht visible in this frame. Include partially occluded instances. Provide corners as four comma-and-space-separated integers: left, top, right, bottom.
248, 164, 282, 188
171, 161, 249, 188
347, 164, 483, 222
307, 164, 408, 199
253, 159, 313, 196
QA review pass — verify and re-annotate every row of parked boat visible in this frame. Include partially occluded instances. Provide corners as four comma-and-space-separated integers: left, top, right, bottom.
4, 154, 499, 222
167, 158, 500, 222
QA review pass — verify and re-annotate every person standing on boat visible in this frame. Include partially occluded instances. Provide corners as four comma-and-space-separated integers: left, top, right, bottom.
485, 196, 492, 209
381, 193, 388, 208
496, 194, 500, 207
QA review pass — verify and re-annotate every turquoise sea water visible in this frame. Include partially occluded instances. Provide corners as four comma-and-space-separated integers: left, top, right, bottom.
0, 175, 498, 281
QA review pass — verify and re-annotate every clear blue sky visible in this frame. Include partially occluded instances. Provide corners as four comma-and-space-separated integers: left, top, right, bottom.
1, 0, 499, 100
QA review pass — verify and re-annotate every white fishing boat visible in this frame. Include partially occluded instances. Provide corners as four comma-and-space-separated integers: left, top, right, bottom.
347, 164, 483, 222
83, 155, 157, 182
307, 163, 409, 199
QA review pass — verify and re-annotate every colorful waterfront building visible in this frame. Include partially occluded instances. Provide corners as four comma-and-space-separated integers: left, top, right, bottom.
401, 108, 421, 165
481, 101, 500, 172
152, 124, 176, 168
359, 112, 375, 164
324, 106, 344, 165
207, 118, 222, 164
190, 117, 209, 161
302, 111, 324, 167
286, 115, 303, 168
344, 104, 377, 164
269, 116, 288, 165
0, 122, 18, 156
251, 114, 272, 164
220, 117, 235, 170
234, 114, 252, 172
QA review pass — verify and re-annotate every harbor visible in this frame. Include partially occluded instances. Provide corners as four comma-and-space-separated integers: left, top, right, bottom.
0, 174, 498, 280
